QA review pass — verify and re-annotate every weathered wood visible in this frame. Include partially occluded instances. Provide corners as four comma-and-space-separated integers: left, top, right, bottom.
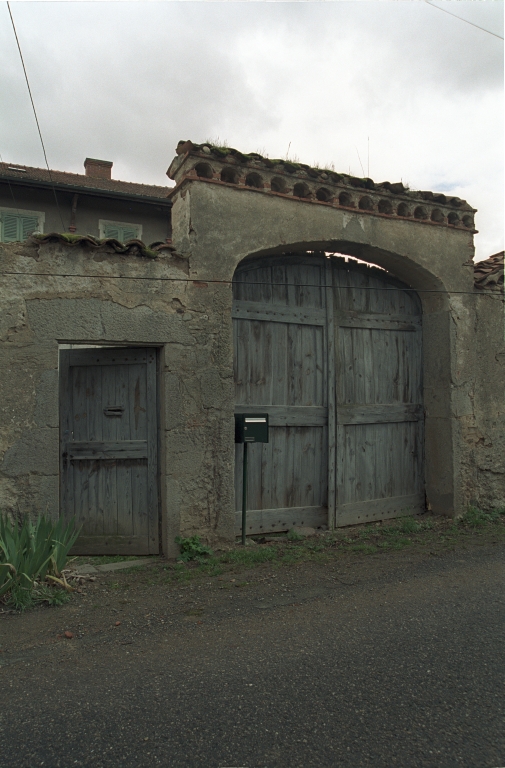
233, 256, 329, 534
146, 350, 159, 553
233, 301, 326, 327
60, 347, 158, 555
234, 405, 327, 427
71, 535, 151, 556
336, 494, 425, 527
59, 351, 73, 521
66, 441, 148, 459
337, 404, 423, 425
116, 363, 133, 536
67, 348, 148, 367
326, 259, 336, 529
234, 506, 327, 535
336, 310, 420, 331
233, 254, 424, 534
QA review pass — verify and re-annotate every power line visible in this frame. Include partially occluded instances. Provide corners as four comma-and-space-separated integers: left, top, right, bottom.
6, 1, 67, 231
0, 270, 500, 298
424, 0, 504, 40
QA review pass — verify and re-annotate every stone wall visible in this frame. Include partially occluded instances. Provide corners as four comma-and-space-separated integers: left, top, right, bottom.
462, 285, 504, 510
0, 237, 234, 554
0, 171, 502, 555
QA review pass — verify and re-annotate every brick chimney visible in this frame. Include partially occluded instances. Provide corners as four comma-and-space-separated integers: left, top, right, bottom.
84, 158, 113, 180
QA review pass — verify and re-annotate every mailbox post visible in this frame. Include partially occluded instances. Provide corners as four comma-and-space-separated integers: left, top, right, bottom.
235, 414, 269, 545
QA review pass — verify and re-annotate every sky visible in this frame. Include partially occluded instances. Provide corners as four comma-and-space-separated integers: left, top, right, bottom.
0, 1, 503, 261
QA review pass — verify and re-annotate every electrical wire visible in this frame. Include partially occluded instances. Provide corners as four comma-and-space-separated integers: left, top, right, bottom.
6, 1, 67, 231
424, 0, 504, 40
0, 270, 501, 298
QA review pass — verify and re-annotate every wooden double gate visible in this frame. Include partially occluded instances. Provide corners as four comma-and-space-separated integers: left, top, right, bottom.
60, 347, 158, 555
233, 254, 424, 535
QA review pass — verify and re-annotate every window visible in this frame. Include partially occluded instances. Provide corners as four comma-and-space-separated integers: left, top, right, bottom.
0, 208, 44, 242
99, 220, 142, 241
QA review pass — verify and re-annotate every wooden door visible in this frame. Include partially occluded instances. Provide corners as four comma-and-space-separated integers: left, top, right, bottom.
233, 254, 424, 534
233, 256, 330, 535
333, 260, 424, 525
60, 347, 158, 555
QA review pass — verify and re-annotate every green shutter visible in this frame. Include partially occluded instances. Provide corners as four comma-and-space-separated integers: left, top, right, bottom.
21, 216, 39, 240
103, 224, 121, 239
121, 226, 139, 241
2, 215, 21, 243
103, 223, 139, 242
1, 213, 39, 242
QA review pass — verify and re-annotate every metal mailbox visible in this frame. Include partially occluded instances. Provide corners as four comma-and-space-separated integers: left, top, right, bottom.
235, 413, 269, 444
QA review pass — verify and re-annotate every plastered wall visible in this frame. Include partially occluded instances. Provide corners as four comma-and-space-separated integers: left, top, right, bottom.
0, 180, 503, 555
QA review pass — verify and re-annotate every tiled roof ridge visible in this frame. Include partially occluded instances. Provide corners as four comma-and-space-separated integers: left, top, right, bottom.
0, 161, 170, 200
474, 251, 504, 291
28, 232, 179, 259
173, 140, 474, 211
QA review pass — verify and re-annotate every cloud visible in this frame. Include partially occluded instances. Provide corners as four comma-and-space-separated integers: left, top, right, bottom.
0, 1, 502, 259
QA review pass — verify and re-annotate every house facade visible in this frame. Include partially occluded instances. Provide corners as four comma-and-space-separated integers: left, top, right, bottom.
0, 157, 172, 245
0, 142, 503, 556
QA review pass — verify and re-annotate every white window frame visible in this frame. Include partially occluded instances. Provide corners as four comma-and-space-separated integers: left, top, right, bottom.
0, 207, 45, 241
98, 219, 142, 240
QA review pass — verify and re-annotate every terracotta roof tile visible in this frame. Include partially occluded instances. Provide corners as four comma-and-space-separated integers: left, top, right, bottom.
0, 162, 170, 201
29, 232, 177, 258
474, 251, 504, 291
171, 141, 474, 210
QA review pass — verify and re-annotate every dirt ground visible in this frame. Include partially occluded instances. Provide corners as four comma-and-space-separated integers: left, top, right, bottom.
1, 521, 504, 768
1, 518, 504, 659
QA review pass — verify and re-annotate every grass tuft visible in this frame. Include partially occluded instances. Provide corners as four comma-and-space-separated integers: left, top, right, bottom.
459, 506, 505, 528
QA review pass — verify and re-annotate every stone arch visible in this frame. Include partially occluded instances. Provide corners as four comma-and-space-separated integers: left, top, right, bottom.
245, 172, 263, 189
221, 166, 240, 184
194, 162, 213, 179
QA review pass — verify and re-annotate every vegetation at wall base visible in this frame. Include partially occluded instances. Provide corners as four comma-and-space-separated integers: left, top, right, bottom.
155, 507, 505, 586
0, 514, 81, 611
175, 535, 213, 562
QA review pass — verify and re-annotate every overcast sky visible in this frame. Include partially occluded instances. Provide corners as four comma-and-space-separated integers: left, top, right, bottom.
1, 1, 503, 260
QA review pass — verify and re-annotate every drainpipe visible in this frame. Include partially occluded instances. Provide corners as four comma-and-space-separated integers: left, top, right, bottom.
69, 193, 79, 232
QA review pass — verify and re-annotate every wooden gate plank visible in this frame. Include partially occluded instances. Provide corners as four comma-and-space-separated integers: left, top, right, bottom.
337, 494, 425, 527
325, 259, 336, 529
337, 404, 423, 424
68, 441, 148, 459
235, 506, 327, 535
146, 350, 159, 553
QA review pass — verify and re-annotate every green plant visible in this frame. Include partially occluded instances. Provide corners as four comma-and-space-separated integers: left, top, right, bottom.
175, 535, 213, 562
287, 528, 304, 541
459, 506, 505, 528
0, 514, 80, 609
399, 517, 422, 534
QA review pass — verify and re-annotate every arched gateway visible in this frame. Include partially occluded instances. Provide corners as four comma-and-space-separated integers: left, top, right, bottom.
167, 139, 480, 540
233, 253, 423, 533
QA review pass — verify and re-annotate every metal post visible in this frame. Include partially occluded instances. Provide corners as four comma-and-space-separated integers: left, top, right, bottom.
241, 442, 248, 545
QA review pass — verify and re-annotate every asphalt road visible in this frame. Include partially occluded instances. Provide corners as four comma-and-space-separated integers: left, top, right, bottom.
1, 544, 504, 768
